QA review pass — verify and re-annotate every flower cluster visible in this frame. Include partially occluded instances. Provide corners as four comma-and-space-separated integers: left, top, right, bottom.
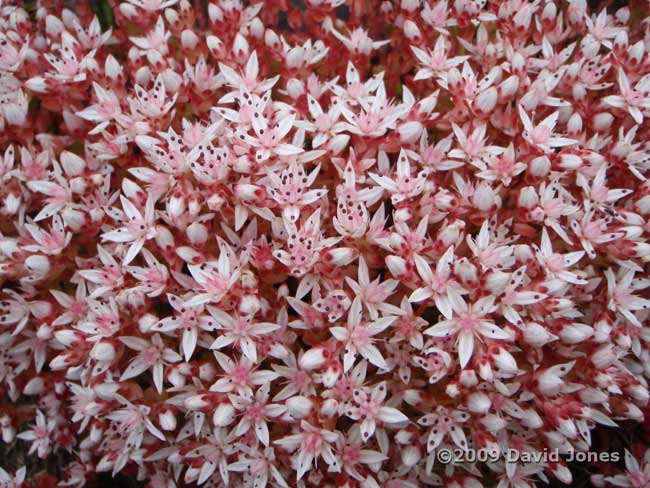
1, 0, 650, 486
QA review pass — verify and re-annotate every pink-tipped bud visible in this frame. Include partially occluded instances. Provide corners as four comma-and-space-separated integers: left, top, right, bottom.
459, 369, 478, 387
492, 347, 518, 373
184, 395, 210, 410
264, 29, 280, 50
468, 392, 491, 413
541, 2, 557, 24
592, 112, 614, 131
498, 75, 519, 99
455, 257, 478, 284
287, 396, 313, 419
401, 445, 421, 467
475, 87, 498, 114
299, 347, 327, 370
325, 248, 356, 266
166, 195, 186, 219
239, 295, 261, 315
165, 8, 180, 26
159, 409, 177, 431
520, 408, 544, 429
3, 193, 21, 215
616, 7, 630, 23
250, 18, 265, 38
472, 183, 498, 211
447, 69, 462, 92
322, 364, 341, 388
398, 121, 423, 143
199, 362, 217, 382
212, 403, 236, 427
206, 36, 224, 56
119, 2, 138, 19
385, 255, 407, 277
445, 382, 460, 398
320, 398, 339, 417
403, 20, 421, 41
90, 341, 116, 362
25, 255, 50, 276
45, 15, 64, 37
24, 377, 45, 395
138, 313, 158, 333
1, 424, 15, 443
567, 113, 582, 135
559, 323, 593, 344
629, 41, 645, 65
478, 361, 494, 382
181, 30, 200, 50
208, 3, 223, 22
186, 222, 208, 247
518, 186, 539, 208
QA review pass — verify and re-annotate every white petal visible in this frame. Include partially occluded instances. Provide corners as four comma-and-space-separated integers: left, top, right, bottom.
457, 331, 475, 368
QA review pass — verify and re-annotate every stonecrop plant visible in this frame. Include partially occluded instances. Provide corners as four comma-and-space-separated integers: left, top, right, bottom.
1, 0, 650, 486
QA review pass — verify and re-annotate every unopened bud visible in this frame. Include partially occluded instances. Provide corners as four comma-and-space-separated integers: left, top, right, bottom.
286, 396, 313, 419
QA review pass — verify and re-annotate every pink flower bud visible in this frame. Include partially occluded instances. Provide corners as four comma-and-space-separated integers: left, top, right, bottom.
325, 248, 356, 266
320, 398, 339, 418
520, 408, 543, 429
185, 395, 210, 410
181, 30, 200, 50
398, 121, 423, 144
206, 36, 224, 56
401, 0, 420, 11
498, 75, 519, 99
24, 377, 45, 395
165, 9, 180, 26
445, 382, 460, 398
478, 361, 493, 382
559, 323, 593, 344
212, 403, 236, 427
45, 15, 64, 37
250, 18, 265, 38
299, 348, 327, 370
3, 193, 21, 215
402, 20, 421, 41
455, 257, 478, 284
186, 222, 208, 246
1, 424, 15, 443
459, 369, 478, 387
90, 341, 116, 362
472, 183, 498, 211
492, 347, 518, 373
286, 396, 313, 419
541, 2, 557, 23
119, 3, 138, 19
265, 29, 280, 50
467, 392, 491, 413
208, 4, 223, 22
159, 409, 177, 431
138, 313, 159, 333
322, 364, 340, 388
401, 445, 421, 467
475, 87, 497, 114
518, 186, 539, 208
592, 112, 614, 131
199, 362, 217, 382
60, 151, 85, 176
25, 255, 50, 276
385, 255, 407, 277
239, 295, 261, 315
